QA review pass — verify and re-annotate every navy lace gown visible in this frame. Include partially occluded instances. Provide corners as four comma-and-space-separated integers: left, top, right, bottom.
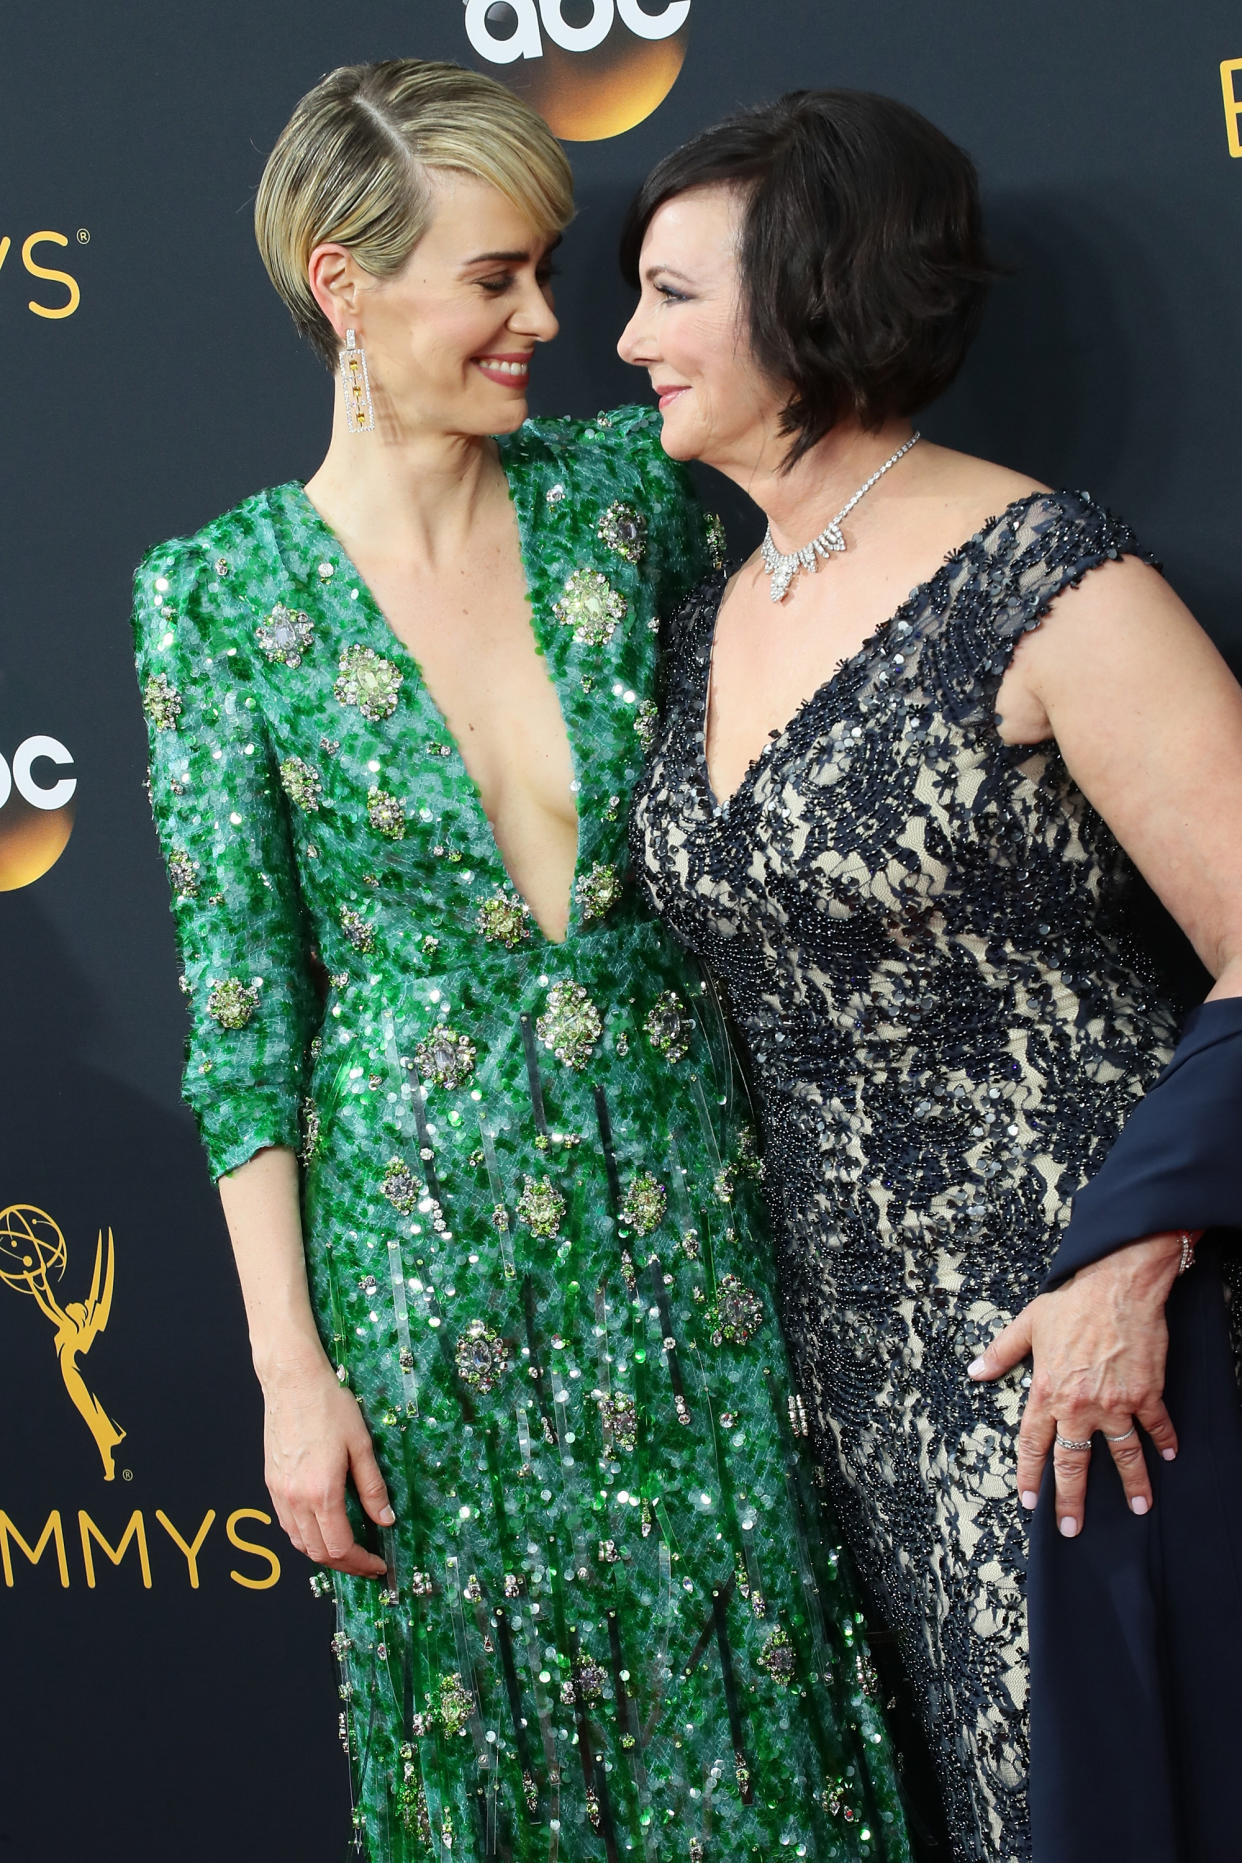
630, 492, 1186, 1863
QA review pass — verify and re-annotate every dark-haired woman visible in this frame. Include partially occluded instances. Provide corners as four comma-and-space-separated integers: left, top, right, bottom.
624, 90, 1242, 1863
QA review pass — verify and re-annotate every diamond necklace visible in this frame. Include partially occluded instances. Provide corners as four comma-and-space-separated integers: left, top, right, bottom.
759, 430, 923, 603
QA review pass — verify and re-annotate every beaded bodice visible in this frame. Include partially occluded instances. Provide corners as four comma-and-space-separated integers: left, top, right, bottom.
632, 491, 1173, 1195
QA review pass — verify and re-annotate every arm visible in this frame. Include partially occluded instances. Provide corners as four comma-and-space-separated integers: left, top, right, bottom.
970, 555, 1242, 1534
219, 1148, 390, 1579
133, 538, 389, 1574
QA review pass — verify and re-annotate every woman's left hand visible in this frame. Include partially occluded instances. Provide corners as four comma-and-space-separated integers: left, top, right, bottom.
967, 1232, 1190, 1537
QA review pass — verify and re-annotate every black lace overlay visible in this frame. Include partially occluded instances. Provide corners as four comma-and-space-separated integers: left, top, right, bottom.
631, 492, 1180, 1863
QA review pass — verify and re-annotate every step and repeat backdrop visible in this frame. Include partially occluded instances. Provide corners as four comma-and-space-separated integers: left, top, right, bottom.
2, 2, 1240, 1857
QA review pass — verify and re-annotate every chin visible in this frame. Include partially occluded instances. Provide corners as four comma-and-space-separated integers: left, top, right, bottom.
655, 414, 698, 462
488, 402, 530, 434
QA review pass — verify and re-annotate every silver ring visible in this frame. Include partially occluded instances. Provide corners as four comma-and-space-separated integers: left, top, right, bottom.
1054, 1433, 1093, 1452
1104, 1425, 1136, 1445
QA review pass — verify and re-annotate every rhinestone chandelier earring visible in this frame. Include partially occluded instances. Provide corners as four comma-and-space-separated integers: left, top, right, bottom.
338, 328, 374, 434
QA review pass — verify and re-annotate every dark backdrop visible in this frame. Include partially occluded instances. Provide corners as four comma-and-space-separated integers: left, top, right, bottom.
2, 4, 1239, 1858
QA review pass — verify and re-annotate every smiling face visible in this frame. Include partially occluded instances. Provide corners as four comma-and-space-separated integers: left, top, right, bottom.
617, 185, 784, 474
314, 170, 560, 438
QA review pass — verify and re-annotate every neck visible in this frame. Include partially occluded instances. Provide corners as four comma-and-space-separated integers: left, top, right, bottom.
304, 384, 506, 568
726, 414, 920, 553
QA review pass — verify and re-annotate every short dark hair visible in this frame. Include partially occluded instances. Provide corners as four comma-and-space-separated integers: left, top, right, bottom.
620, 90, 998, 468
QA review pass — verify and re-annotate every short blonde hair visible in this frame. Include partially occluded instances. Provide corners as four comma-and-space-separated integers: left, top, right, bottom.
255, 60, 574, 368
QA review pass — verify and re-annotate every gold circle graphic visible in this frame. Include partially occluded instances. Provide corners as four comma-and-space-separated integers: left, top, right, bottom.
476, 6, 692, 142
0, 793, 75, 891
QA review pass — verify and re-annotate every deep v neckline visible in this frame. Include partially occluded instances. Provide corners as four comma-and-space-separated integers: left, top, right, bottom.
285, 464, 583, 946
698, 493, 1045, 812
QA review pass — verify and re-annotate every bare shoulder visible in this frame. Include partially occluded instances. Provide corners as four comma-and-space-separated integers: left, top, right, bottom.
911, 444, 1049, 529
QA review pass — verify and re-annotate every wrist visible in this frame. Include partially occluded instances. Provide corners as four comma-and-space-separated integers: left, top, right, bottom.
251, 1329, 333, 1391
1077, 1230, 1184, 1299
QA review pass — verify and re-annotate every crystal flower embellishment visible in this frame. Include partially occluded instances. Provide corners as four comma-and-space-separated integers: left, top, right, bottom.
536, 982, 602, 1070
516, 1175, 566, 1239
597, 501, 647, 564
643, 990, 691, 1063
619, 1171, 667, 1237
334, 644, 402, 720
455, 1319, 509, 1395
415, 1025, 477, 1090
143, 673, 182, 731
706, 1273, 766, 1346
366, 787, 406, 839
256, 603, 313, 668
573, 863, 622, 924
279, 757, 322, 813
476, 889, 532, 949
206, 978, 260, 1030
339, 906, 374, 954
553, 569, 626, 647
380, 1157, 422, 1213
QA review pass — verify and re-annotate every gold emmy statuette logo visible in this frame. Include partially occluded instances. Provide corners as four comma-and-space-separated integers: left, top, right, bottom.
0, 1206, 124, 1479
0, 735, 76, 890
1223, 59, 1242, 157
463, 0, 692, 141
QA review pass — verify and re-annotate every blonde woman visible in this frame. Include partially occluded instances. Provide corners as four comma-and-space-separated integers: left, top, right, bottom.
132, 61, 911, 1863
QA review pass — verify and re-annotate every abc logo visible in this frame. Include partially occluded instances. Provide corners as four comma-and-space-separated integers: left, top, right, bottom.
0, 736, 76, 891
463, 0, 692, 141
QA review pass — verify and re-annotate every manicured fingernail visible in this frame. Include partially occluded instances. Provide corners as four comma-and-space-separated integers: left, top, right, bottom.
380, 1505, 395, 1526
1130, 1497, 1149, 1516
1059, 1516, 1079, 1538
1161, 1449, 1177, 1462
1021, 1491, 1039, 1510
967, 1356, 986, 1378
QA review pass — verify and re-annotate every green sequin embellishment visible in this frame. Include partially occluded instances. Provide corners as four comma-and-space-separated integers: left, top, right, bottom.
553, 568, 626, 646
381, 1157, 422, 1213
454, 1319, 510, 1394
597, 500, 648, 563
574, 862, 622, 923
334, 644, 402, 720
619, 1170, 667, 1237
434, 1671, 475, 1735
644, 989, 691, 1062
634, 698, 659, 749
256, 603, 313, 667
143, 672, 182, 730
340, 905, 374, 954
168, 850, 199, 898
596, 1390, 638, 1452
757, 1626, 796, 1687
476, 888, 532, 948
516, 1175, 566, 1238
206, 978, 260, 1029
366, 787, 406, 838
416, 1025, 477, 1090
280, 756, 323, 812
536, 981, 603, 1069
706, 1273, 766, 1346
705, 511, 728, 570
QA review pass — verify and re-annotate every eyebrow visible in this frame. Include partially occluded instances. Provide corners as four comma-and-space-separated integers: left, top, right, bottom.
461, 235, 564, 268
644, 263, 695, 284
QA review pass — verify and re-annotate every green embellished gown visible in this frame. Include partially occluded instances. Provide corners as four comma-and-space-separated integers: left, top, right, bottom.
132, 406, 912, 1863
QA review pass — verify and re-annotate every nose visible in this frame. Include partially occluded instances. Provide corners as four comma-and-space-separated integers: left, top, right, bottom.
511, 277, 559, 343
617, 299, 652, 366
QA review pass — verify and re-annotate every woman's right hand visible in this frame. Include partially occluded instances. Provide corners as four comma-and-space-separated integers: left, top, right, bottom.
260, 1350, 393, 1579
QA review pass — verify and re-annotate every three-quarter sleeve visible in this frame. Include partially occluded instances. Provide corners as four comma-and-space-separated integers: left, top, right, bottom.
133, 537, 316, 1179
